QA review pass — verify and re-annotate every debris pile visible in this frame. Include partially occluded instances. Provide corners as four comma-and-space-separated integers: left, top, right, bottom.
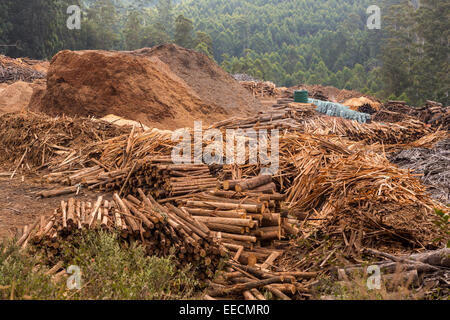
29, 45, 261, 130
239, 81, 277, 98
377, 100, 449, 130
389, 138, 450, 202
342, 97, 381, 114
0, 55, 46, 83
233, 132, 446, 250
0, 112, 130, 169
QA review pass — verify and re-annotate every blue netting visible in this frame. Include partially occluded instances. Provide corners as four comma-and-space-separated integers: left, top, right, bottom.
308, 98, 371, 124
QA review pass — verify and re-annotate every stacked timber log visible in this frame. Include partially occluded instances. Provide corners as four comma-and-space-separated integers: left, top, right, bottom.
240, 81, 276, 98
414, 101, 449, 130
175, 175, 302, 266
378, 100, 449, 130
41, 157, 219, 200
208, 103, 318, 131
22, 190, 226, 279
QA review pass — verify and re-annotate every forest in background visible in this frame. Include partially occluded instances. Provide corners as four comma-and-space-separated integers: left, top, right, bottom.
0, 0, 448, 105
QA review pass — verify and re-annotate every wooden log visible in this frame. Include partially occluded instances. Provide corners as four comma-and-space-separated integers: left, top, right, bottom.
205, 222, 245, 235
183, 207, 246, 219
193, 216, 255, 228
265, 285, 291, 300
38, 186, 79, 198
67, 198, 75, 228
17, 218, 40, 246
243, 290, 258, 300
209, 276, 295, 296
113, 193, 140, 236
235, 175, 272, 192
214, 232, 257, 243
261, 251, 282, 270
87, 196, 103, 228
250, 182, 276, 194
61, 200, 68, 231
184, 200, 263, 213
250, 288, 266, 300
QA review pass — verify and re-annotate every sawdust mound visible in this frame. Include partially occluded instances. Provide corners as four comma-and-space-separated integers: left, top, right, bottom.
0, 80, 45, 114
29, 46, 260, 129
133, 44, 261, 115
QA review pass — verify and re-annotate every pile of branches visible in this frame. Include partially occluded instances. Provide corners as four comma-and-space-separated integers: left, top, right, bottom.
0, 55, 46, 83
389, 138, 450, 202
206, 260, 317, 300
0, 112, 130, 171
234, 132, 447, 250
378, 100, 449, 130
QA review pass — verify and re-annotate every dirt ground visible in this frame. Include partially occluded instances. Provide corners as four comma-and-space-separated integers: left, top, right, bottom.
0, 175, 110, 240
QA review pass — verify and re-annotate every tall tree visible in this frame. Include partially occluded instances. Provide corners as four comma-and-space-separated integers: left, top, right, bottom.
174, 15, 194, 49
156, 0, 174, 34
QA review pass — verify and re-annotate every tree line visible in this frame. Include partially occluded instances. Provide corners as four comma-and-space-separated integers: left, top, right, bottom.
0, 0, 447, 105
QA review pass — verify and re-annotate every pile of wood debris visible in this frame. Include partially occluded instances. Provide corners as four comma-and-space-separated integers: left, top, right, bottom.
3, 107, 449, 300
0, 112, 130, 171
378, 100, 449, 130
240, 81, 277, 98
389, 138, 450, 202
0, 55, 46, 83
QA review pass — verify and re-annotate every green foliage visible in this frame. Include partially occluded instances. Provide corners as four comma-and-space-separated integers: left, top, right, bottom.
0, 0, 447, 105
0, 240, 65, 299
0, 231, 199, 300
174, 14, 194, 49
433, 208, 450, 248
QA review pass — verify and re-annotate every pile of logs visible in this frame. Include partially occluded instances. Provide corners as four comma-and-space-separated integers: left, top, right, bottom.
41, 157, 219, 200
208, 102, 319, 131
175, 175, 302, 265
415, 101, 449, 130
240, 81, 276, 98
378, 100, 449, 130
21, 190, 226, 279
206, 260, 317, 300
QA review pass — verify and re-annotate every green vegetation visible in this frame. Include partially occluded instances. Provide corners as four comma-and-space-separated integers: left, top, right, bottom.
0, 0, 447, 105
0, 231, 199, 300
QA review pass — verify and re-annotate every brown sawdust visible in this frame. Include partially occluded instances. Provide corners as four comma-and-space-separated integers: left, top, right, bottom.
29, 45, 261, 130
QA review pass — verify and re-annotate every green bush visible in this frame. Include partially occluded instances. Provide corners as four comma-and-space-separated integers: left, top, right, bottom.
0, 231, 199, 300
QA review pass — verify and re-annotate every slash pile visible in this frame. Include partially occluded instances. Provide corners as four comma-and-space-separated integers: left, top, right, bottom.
0, 55, 46, 83
239, 81, 277, 98
233, 132, 447, 249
